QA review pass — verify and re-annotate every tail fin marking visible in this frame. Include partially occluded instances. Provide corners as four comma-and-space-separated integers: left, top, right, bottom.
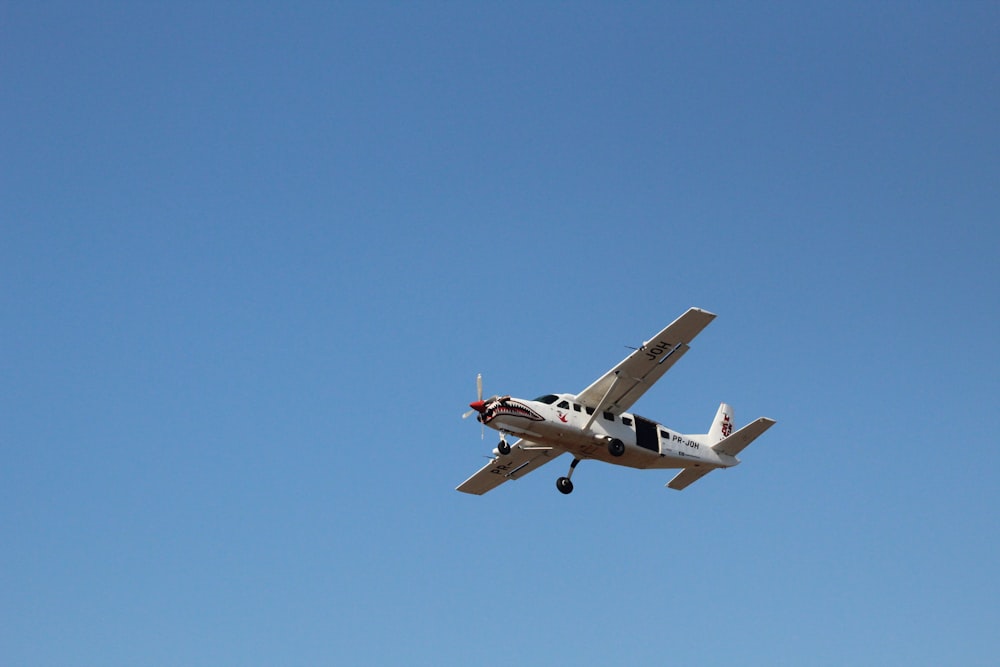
706, 402, 734, 443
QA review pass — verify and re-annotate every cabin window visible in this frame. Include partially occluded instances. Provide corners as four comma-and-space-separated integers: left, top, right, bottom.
557, 400, 570, 409
573, 404, 582, 412
603, 412, 615, 421
621, 417, 633, 427
660, 430, 671, 440
585, 407, 595, 415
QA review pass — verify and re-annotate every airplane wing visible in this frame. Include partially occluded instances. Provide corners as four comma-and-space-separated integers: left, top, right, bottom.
456, 439, 564, 495
575, 307, 716, 414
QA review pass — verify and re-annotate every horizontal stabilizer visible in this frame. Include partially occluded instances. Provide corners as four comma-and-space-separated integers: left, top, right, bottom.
667, 466, 714, 490
712, 417, 776, 457
668, 416, 776, 490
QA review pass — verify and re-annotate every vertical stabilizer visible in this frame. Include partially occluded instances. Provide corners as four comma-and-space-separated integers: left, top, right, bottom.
707, 403, 734, 444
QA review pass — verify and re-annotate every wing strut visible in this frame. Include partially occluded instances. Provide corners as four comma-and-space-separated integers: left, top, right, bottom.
575, 308, 715, 413
583, 342, 687, 422
582, 371, 623, 430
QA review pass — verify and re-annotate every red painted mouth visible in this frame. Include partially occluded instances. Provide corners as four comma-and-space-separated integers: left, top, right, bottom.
480, 399, 544, 424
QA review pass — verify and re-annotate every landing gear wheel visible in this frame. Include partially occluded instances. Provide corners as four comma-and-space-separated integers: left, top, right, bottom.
556, 477, 574, 494
497, 440, 511, 456
608, 438, 625, 457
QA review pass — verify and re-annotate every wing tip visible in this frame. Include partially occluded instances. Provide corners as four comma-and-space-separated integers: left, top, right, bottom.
689, 306, 718, 319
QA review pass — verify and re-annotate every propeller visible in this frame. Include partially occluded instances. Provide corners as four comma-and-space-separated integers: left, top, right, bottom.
462, 373, 484, 419
462, 373, 488, 439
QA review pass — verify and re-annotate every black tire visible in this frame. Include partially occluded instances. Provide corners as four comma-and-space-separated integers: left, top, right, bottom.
498, 441, 511, 455
608, 438, 625, 457
556, 477, 574, 494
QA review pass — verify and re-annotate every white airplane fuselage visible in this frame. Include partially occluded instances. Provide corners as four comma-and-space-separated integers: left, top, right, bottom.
479, 393, 737, 472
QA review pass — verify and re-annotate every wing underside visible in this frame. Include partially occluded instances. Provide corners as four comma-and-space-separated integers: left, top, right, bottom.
575, 307, 716, 414
456, 439, 564, 495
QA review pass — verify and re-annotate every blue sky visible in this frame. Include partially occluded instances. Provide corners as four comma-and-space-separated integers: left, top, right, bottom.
2, 2, 998, 664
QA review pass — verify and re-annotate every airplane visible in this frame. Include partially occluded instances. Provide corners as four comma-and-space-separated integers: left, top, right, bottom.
457, 307, 775, 495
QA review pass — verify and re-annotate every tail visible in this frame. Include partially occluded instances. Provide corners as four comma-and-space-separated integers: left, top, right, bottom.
666, 403, 776, 490
706, 402, 735, 444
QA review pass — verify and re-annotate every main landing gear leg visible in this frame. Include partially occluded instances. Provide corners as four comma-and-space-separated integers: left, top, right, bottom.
556, 458, 580, 495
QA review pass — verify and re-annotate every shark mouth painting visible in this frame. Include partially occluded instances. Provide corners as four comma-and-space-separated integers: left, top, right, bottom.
481, 399, 544, 425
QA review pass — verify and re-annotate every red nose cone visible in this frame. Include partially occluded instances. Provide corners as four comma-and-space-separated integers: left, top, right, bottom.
469, 400, 486, 413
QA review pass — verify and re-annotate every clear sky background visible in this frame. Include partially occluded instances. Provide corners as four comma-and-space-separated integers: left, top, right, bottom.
2, 2, 998, 665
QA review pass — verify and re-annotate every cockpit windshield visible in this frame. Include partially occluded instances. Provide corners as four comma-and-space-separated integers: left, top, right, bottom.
534, 394, 559, 404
